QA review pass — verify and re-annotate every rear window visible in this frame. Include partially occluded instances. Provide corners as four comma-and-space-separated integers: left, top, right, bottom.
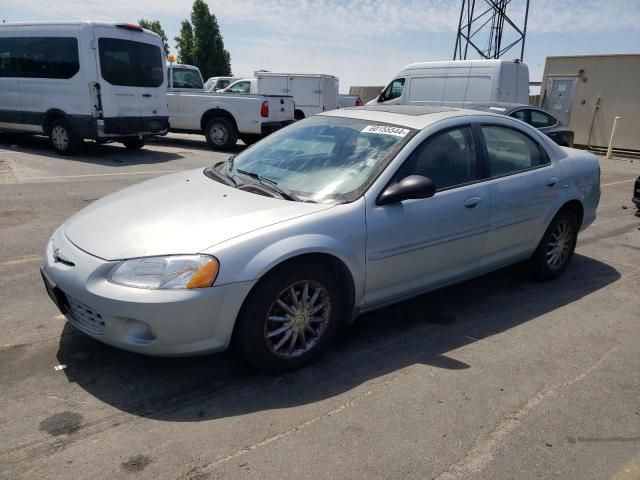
98, 38, 163, 87
172, 67, 203, 89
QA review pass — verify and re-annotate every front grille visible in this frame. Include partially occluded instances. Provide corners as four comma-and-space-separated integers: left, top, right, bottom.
66, 295, 105, 335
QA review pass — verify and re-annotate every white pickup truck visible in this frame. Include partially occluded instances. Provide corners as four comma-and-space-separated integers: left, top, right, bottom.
167, 64, 295, 149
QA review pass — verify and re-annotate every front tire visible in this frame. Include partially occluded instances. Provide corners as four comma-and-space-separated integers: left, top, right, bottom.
529, 209, 579, 281
234, 261, 344, 371
48, 119, 81, 156
204, 117, 237, 151
122, 137, 145, 150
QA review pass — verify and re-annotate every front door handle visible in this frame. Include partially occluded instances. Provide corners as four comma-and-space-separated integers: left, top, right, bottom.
142, 93, 152, 98
547, 177, 559, 187
464, 197, 481, 209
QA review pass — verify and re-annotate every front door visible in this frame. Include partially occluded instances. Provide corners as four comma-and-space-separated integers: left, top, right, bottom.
364, 125, 490, 307
542, 77, 576, 126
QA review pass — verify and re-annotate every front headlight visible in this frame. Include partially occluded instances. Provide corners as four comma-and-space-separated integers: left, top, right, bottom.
108, 255, 219, 289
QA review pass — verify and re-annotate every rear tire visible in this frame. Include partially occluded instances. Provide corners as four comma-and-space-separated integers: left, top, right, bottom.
234, 261, 344, 371
204, 117, 237, 151
48, 119, 81, 156
240, 134, 261, 146
294, 110, 305, 121
529, 209, 579, 281
122, 137, 145, 150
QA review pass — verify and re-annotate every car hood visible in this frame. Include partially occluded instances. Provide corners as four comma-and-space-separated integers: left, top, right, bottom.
64, 169, 333, 261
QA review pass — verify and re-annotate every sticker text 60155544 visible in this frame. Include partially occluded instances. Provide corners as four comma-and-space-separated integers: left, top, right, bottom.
361, 125, 410, 137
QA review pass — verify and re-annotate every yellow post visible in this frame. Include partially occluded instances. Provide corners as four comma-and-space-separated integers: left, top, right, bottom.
606, 116, 621, 159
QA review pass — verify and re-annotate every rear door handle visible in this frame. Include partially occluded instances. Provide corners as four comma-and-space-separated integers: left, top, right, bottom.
464, 197, 481, 208
142, 93, 152, 98
547, 177, 559, 187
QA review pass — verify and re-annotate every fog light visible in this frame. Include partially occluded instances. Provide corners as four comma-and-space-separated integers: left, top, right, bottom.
123, 318, 156, 344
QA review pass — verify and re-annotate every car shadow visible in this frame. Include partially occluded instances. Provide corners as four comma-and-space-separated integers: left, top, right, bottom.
0, 133, 184, 166
57, 254, 620, 422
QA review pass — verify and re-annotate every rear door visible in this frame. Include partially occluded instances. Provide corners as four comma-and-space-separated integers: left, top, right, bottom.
0, 37, 23, 129
94, 25, 165, 120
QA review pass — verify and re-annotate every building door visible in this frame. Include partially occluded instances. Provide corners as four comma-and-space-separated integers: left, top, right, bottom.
542, 77, 576, 125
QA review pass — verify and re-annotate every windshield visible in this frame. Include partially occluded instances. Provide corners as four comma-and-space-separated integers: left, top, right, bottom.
210, 115, 416, 204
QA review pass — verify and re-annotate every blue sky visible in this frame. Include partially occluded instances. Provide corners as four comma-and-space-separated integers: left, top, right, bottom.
2, 0, 639, 92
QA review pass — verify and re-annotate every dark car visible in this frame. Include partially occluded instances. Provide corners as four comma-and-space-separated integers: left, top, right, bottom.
464, 103, 575, 147
633, 176, 640, 211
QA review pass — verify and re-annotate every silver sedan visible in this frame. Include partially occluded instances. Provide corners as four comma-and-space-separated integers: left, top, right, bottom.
41, 106, 601, 370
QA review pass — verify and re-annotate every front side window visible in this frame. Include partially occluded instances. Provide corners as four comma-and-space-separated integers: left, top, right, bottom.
482, 125, 548, 177
227, 81, 250, 93
380, 78, 405, 102
98, 38, 163, 87
172, 67, 203, 89
0, 37, 79, 79
529, 110, 557, 128
395, 126, 478, 191
206, 116, 416, 203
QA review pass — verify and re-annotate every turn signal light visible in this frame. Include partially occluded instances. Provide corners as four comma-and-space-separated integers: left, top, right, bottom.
186, 259, 220, 289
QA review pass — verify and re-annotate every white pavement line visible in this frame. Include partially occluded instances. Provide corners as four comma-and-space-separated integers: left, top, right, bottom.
434, 347, 618, 480
179, 370, 410, 480
18, 170, 178, 181
0, 255, 41, 266
601, 179, 635, 187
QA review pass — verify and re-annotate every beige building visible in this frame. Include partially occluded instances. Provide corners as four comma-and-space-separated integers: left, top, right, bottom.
539, 54, 640, 152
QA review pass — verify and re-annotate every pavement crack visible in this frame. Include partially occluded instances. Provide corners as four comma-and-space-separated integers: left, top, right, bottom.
433, 346, 618, 480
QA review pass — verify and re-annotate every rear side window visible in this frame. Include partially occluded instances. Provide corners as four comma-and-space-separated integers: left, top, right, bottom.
98, 38, 163, 87
172, 67, 203, 89
510, 110, 527, 122
530, 110, 557, 128
0, 37, 79, 79
228, 81, 250, 93
482, 125, 548, 176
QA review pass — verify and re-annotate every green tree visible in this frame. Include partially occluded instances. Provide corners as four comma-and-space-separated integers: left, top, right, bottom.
174, 20, 195, 65
174, 0, 231, 77
138, 19, 169, 56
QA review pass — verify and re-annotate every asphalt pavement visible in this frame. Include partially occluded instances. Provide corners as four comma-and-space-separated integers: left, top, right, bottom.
1, 133, 639, 480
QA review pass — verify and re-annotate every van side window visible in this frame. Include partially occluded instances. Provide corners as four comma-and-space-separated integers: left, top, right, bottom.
98, 38, 163, 88
482, 125, 549, 176
0, 37, 79, 79
395, 126, 478, 191
380, 78, 405, 102
172, 68, 203, 89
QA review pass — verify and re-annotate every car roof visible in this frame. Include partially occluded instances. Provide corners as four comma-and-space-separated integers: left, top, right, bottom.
319, 105, 502, 130
462, 102, 540, 114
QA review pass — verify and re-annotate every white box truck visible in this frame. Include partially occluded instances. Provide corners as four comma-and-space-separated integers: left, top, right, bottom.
0, 22, 169, 155
223, 73, 339, 119
367, 59, 529, 107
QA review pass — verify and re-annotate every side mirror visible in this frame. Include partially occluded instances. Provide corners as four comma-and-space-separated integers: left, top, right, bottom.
377, 175, 436, 206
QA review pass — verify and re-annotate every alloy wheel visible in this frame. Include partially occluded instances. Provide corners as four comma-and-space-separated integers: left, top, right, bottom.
546, 220, 573, 269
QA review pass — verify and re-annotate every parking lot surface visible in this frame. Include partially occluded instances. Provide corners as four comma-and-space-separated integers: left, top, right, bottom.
1, 134, 639, 480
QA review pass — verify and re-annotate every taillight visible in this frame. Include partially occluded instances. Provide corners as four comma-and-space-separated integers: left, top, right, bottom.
355, 97, 362, 107
260, 101, 269, 118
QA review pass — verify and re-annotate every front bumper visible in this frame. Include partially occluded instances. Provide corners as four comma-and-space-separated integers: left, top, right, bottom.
261, 120, 294, 136
41, 227, 254, 356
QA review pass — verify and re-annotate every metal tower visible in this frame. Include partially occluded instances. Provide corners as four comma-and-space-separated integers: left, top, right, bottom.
453, 0, 530, 61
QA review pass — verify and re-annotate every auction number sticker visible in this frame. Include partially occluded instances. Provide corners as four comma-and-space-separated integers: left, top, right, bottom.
362, 125, 410, 137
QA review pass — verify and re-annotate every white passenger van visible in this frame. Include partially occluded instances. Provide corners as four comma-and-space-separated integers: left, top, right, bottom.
368, 59, 529, 107
0, 22, 169, 155
223, 72, 339, 119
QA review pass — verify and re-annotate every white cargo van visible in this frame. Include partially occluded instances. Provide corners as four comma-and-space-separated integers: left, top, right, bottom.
223, 73, 339, 119
0, 22, 169, 155
368, 59, 529, 107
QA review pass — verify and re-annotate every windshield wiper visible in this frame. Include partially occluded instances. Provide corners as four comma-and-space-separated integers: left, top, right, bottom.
235, 169, 302, 202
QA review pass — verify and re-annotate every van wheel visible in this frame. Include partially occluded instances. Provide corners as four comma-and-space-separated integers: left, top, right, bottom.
122, 137, 145, 150
204, 117, 237, 150
49, 119, 80, 156
529, 209, 578, 281
234, 261, 344, 371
